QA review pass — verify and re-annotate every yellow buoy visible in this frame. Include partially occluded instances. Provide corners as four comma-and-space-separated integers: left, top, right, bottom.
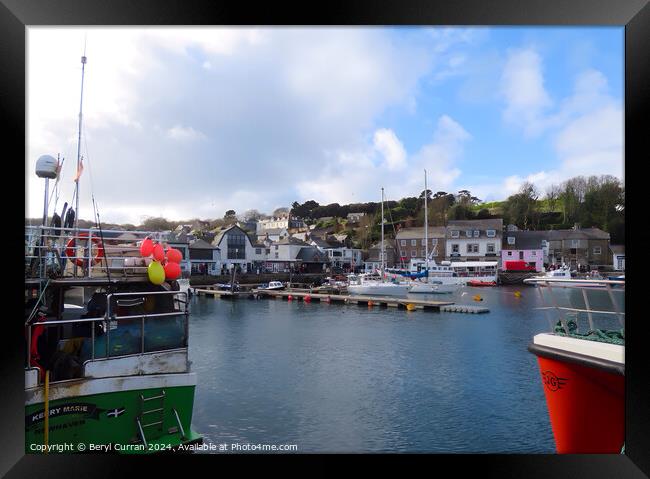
406, 303, 416, 311
514, 291, 522, 298
473, 294, 483, 302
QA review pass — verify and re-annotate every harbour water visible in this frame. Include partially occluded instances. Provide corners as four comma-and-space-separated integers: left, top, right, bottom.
188, 285, 621, 453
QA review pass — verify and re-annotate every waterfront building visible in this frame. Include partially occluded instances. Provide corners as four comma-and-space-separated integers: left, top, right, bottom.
212, 224, 259, 273
188, 238, 221, 275
501, 230, 548, 272
395, 226, 447, 264
543, 225, 611, 270
446, 219, 503, 263
364, 239, 398, 271
611, 244, 625, 271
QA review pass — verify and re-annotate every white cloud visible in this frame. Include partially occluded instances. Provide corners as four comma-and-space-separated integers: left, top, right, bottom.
296, 115, 471, 205
373, 129, 407, 171
500, 47, 552, 137
167, 125, 207, 142
27, 27, 445, 222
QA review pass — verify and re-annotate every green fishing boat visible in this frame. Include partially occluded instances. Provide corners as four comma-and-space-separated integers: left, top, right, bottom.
25, 51, 202, 454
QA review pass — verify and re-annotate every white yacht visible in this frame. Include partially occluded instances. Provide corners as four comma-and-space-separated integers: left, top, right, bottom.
348, 272, 410, 296
348, 187, 410, 297
407, 170, 462, 295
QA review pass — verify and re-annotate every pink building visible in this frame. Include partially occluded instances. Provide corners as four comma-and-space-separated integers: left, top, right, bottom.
501, 249, 544, 272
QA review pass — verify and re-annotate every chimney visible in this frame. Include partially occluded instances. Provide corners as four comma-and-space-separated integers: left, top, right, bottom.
573, 223, 581, 230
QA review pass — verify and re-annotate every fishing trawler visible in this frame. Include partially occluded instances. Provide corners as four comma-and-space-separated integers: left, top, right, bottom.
524, 276, 624, 453
24, 52, 202, 453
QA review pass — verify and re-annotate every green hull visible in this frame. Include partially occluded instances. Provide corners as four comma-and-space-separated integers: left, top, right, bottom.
26, 381, 201, 454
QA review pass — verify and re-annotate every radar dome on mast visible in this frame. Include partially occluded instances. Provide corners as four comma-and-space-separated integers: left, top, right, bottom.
35, 155, 58, 179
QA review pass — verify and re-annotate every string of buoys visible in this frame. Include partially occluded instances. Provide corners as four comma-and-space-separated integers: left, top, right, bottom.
139, 237, 182, 284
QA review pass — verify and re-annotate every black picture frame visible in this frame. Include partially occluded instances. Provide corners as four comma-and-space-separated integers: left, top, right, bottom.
4, 0, 648, 477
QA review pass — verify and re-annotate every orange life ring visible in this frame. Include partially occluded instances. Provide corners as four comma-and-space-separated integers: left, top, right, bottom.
65, 232, 105, 267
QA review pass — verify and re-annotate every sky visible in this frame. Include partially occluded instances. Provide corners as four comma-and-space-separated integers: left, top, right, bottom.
26, 27, 624, 225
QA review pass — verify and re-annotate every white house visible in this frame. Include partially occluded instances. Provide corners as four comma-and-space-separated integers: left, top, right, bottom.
611, 244, 625, 271
212, 225, 259, 273
446, 219, 503, 263
256, 216, 306, 234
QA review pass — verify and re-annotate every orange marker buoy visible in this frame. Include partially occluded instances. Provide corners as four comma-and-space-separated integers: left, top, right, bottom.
325, 296, 331, 303
304, 295, 311, 303
368, 300, 374, 308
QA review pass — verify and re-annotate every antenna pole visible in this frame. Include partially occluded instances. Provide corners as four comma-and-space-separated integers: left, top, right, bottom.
74, 50, 87, 232
381, 187, 385, 279
424, 169, 428, 274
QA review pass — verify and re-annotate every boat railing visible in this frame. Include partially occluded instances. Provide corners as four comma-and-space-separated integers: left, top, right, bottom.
523, 277, 625, 336
25, 290, 188, 384
25, 225, 178, 281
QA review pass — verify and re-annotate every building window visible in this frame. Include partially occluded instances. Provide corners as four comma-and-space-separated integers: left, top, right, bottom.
452, 244, 459, 253
411, 250, 417, 257
421, 250, 426, 257
507, 236, 515, 245
466, 244, 479, 253
451, 230, 459, 238
411, 239, 417, 246
571, 240, 579, 248
531, 251, 536, 256
507, 251, 513, 256
255, 248, 261, 254
421, 239, 427, 246
466, 230, 472, 237
473, 230, 480, 238
486, 229, 496, 238
487, 243, 495, 253
593, 246, 602, 255
431, 238, 438, 245
401, 240, 406, 246
227, 233, 246, 259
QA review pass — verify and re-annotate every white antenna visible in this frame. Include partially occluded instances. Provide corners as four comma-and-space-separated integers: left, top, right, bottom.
74, 40, 87, 231
424, 169, 428, 274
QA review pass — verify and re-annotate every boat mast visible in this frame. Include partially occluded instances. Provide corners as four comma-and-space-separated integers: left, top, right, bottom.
381, 187, 385, 279
74, 49, 87, 232
424, 169, 428, 275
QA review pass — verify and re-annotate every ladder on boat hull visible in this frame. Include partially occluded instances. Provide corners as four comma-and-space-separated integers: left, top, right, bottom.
136, 389, 187, 448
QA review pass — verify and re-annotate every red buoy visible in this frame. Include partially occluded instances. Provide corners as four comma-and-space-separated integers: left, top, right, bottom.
304, 295, 311, 303
287, 295, 293, 301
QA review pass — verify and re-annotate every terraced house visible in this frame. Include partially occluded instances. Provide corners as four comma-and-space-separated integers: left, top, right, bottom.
544, 225, 611, 270
445, 219, 503, 263
395, 226, 447, 264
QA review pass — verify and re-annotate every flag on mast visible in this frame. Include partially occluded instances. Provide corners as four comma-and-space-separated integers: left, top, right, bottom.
74, 157, 84, 182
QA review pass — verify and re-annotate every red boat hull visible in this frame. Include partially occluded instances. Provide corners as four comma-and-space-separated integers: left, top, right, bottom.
467, 280, 496, 287
534, 354, 624, 453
